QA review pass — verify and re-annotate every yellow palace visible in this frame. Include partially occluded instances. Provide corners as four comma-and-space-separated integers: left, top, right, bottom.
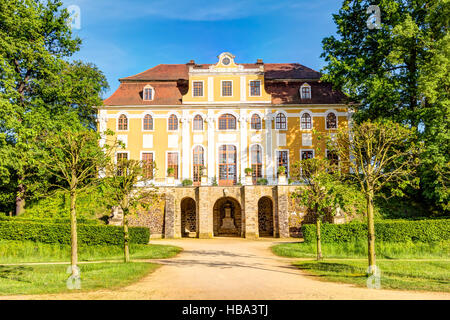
98, 52, 350, 239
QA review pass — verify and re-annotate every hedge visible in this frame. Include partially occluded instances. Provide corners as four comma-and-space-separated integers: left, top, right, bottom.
302, 219, 450, 243
0, 221, 150, 245
0, 216, 100, 225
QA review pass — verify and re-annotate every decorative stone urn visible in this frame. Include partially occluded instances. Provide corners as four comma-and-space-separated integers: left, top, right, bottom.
245, 175, 253, 186
278, 174, 287, 185
219, 202, 237, 235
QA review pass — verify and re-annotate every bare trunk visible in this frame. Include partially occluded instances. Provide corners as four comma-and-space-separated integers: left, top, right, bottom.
123, 208, 130, 263
367, 191, 376, 274
70, 189, 78, 276
15, 183, 26, 216
316, 216, 323, 260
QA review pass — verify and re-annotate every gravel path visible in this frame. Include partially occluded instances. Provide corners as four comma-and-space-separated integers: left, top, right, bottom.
2, 238, 449, 300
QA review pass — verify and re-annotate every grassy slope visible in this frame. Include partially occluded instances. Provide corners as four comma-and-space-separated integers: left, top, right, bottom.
0, 262, 158, 296
0, 240, 181, 264
272, 241, 450, 292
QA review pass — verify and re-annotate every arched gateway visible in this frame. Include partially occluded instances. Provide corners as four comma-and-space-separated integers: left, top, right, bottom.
181, 198, 197, 237
213, 197, 242, 237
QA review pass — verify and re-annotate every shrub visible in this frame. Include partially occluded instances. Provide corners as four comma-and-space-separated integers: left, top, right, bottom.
0, 221, 150, 245
0, 216, 101, 225
302, 219, 450, 243
182, 179, 193, 186
245, 168, 253, 175
257, 178, 268, 185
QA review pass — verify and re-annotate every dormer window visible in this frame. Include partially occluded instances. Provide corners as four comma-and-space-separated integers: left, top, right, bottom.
300, 83, 311, 99
143, 85, 154, 101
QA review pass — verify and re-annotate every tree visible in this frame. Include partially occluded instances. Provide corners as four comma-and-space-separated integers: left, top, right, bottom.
37, 128, 116, 278
105, 159, 159, 262
291, 158, 365, 260
321, 0, 449, 213
330, 120, 421, 273
0, 0, 108, 215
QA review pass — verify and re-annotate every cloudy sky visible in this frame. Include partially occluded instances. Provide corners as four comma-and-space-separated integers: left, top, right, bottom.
63, 0, 342, 98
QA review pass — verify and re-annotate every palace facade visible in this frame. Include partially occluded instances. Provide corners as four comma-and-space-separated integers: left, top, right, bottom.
99, 53, 350, 239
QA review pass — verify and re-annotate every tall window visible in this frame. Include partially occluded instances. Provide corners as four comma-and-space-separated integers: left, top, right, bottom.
193, 81, 203, 97
144, 86, 153, 101
275, 113, 287, 130
300, 84, 311, 99
251, 145, 263, 183
326, 112, 337, 129
222, 81, 232, 97
326, 150, 339, 169
218, 114, 236, 130
116, 152, 128, 176
118, 114, 128, 131
142, 153, 154, 179
193, 146, 204, 184
250, 80, 261, 96
167, 152, 178, 179
218, 145, 237, 186
301, 150, 314, 160
193, 115, 203, 131
301, 113, 312, 130
277, 151, 289, 176
143, 114, 153, 131
251, 114, 262, 130
168, 114, 178, 131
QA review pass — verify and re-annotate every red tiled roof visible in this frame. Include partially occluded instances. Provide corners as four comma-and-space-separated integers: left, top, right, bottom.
104, 81, 187, 106
120, 64, 189, 81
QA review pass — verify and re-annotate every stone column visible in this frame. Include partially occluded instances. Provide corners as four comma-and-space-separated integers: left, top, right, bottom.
164, 192, 176, 238
265, 113, 274, 184
198, 187, 213, 238
276, 186, 290, 238
181, 112, 190, 181
243, 186, 258, 239
239, 111, 248, 182
206, 110, 215, 184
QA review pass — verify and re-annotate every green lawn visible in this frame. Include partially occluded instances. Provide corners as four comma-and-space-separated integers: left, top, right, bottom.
272, 240, 450, 259
293, 260, 450, 292
0, 262, 158, 296
0, 240, 181, 264
272, 241, 450, 292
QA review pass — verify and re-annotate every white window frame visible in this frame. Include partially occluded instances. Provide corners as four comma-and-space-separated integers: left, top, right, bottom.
142, 112, 155, 132
249, 111, 264, 131
192, 114, 205, 132
300, 149, 315, 160
274, 111, 288, 131
115, 151, 130, 164
276, 149, 290, 178
166, 151, 180, 180
116, 112, 130, 132
216, 143, 239, 184
140, 151, 156, 181
250, 143, 264, 178
300, 110, 313, 131
216, 111, 239, 132
192, 80, 205, 98
300, 83, 311, 100
191, 144, 207, 180
143, 85, 155, 101
325, 110, 338, 130
167, 113, 180, 132
249, 80, 262, 97
220, 80, 234, 97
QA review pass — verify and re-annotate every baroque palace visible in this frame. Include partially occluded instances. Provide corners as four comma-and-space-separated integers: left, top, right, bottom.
98, 52, 350, 239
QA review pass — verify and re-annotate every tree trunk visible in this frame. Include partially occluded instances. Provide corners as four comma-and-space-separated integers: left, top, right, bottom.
123, 208, 130, 263
316, 216, 323, 261
367, 191, 376, 274
70, 189, 78, 277
15, 183, 26, 216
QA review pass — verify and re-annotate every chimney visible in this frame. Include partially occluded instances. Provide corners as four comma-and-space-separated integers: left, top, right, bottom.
187, 60, 196, 66
256, 59, 264, 65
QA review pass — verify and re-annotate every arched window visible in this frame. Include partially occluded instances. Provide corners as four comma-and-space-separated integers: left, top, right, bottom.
301, 113, 312, 130
193, 115, 203, 131
168, 114, 178, 131
300, 84, 311, 99
118, 114, 128, 131
251, 114, 262, 130
143, 114, 153, 131
192, 145, 204, 184
326, 112, 337, 129
275, 113, 287, 130
218, 114, 236, 130
143, 86, 153, 101
251, 145, 263, 183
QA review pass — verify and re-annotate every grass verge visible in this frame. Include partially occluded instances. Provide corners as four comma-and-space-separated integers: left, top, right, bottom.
0, 240, 181, 264
0, 262, 158, 296
271, 240, 450, 259
293, 259, 450, 292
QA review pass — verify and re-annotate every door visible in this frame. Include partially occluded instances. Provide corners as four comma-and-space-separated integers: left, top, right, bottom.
218, 145, 237, 186
193, 145, 204, 186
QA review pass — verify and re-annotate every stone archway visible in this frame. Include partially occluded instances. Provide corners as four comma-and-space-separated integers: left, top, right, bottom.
258, 197, 274, 237
213, 197, 242, 237
181, 197, 197, 238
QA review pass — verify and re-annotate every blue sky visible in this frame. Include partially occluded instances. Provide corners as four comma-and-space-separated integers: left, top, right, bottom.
64, 0, 342, 98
